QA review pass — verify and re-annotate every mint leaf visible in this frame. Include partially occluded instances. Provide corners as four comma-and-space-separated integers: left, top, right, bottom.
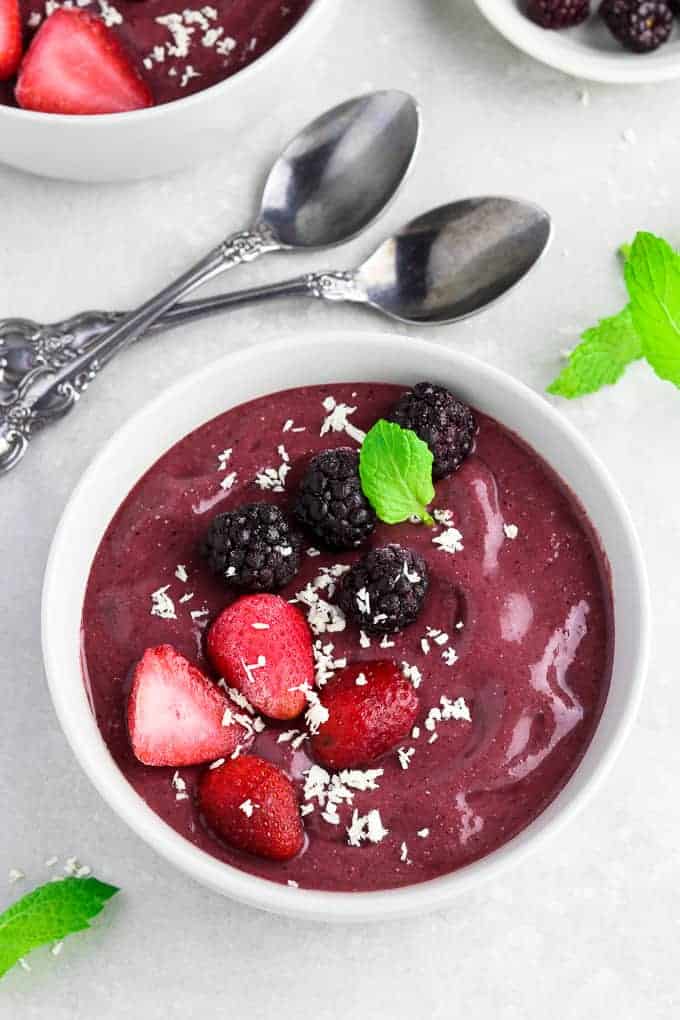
619, 241, 632, 262
0, 877, 119, 978
548, 306, 642, 398
625, 231, 680, 387
359, 420, 434, 525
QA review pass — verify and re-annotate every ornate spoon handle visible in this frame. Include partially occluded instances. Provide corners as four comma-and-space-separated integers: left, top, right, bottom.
0, 224, 281, 475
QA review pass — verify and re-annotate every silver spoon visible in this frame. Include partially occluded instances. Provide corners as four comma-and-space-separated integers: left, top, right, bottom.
0, 90, 419, 475
0, 197, 551, 395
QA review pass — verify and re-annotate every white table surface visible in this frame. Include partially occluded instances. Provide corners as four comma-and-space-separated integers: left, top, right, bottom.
1, 1, 678, 1016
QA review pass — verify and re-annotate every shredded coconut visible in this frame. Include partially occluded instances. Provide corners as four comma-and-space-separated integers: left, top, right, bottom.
432, 527, 464, 554
150, 585, 176, 620
320, 395, 366, 444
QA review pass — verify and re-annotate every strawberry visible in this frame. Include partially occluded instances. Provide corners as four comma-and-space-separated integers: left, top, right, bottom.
310, 661, 419, 769
197, 755, 304, 861
206, 594, 314, 720
0, 0, 21, 81
15, 9, 153, 115
127, 645, 247, 767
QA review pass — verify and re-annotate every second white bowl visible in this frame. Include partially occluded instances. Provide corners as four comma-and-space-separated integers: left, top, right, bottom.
476, 0, 680, 84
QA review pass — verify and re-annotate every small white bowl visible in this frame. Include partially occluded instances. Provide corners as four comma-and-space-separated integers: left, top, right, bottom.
475, 0, 680, 84
0, 0, 331, 182
42, 333, 649, 922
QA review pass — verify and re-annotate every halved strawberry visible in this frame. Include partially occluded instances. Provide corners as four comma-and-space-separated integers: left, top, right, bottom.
310, 661, 419, 769
127, 645, 246, 767
206, 594, 314, 720
0, 0, 21, 81
198, 755, 304, 861
15, 9, 153, 115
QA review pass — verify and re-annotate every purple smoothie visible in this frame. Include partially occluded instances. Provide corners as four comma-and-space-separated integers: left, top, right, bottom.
81, 383, 613, 892
0, 0, 312, 109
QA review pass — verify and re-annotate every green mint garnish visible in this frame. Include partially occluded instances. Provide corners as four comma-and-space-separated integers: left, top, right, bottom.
359, 419, 434, 526
625, 232, 680, 387
547, 306, 642, 398
0, 876, 119, 978
548, 231, 680, 398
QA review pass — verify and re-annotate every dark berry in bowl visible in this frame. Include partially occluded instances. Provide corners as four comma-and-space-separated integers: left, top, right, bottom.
526, 0, 591, 28
388, 382, 476, 481
337, 544, 428, 635
294, 447, 376, 550
202, 503, 301, 592
600, 0, 673, 51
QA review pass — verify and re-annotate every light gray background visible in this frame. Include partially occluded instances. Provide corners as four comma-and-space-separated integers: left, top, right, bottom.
1, 1, 678, 1016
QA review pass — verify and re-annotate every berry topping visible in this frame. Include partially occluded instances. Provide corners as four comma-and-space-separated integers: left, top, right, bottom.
309, 661, 419, 769
388, 382, 476, 480
206, 594, 314, 720
294, 447, 376, 550
127, 645, 246, 767
0, 0, 21, 82
337, 544, 429, 635
198, 756, 304, 861
15, 9, 154, 115
526, 0, 591, 27
600, 0, 673, 50
202, 502, 301, 592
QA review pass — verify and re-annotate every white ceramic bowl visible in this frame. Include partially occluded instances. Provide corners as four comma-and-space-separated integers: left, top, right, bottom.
42, 333, 649, 922
0, 0, 332, 182
476, 0, 680, 83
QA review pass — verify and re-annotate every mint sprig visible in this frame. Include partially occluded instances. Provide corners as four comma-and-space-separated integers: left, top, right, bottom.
625, 232, 680, 387
359, 419, 435, 525
548, 231, 680, 398
548, 307, 642, 398
0, 876, 119, 978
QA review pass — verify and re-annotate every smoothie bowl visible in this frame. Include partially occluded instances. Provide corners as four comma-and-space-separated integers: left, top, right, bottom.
42, 333, 649, 921
0, 0, 330, 181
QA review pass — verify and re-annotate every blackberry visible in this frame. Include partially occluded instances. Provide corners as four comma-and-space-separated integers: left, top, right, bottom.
294, 447, 376, 550
600, 0, 673, 50
202, 503, 301, 592
526, 0, 590, 28
388, 382, 476, 481
337, 545, 429, 635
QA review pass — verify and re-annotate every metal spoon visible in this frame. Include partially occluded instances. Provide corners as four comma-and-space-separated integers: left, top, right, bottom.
0, 197, 551, 399
0, 90, 419, 475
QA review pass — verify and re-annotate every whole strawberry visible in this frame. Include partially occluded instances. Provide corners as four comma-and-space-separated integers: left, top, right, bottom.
206, 594, 314, 720
198, 756, 304, 861
310, 661, 419, 769
127, 645, 247, 766
526, 0, 591, 27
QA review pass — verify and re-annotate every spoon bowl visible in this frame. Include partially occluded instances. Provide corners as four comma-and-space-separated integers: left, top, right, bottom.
357, 197, 552, 324
260, 91, 420, 248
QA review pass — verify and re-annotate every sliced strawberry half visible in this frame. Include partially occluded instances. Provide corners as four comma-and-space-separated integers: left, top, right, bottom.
15, 9, 153, 115
127, 645, 247, 767
0, 0, 21, 82
198, 755, 304, 862
310, 660, 419, 769
206, 594, 314, 720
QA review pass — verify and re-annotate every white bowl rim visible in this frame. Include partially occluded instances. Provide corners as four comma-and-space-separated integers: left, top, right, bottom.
0, 0, 330, 126
475, 0, 680, 84
42, 332, 650, 923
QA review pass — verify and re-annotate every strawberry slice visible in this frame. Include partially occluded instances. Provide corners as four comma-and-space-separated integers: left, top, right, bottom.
0, 0, 21, 82
310, 661, 419, 769
198, 756, 304, 862
206, 594, 314, 720
15, 9, 153, 114
127, 645, 247, 767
